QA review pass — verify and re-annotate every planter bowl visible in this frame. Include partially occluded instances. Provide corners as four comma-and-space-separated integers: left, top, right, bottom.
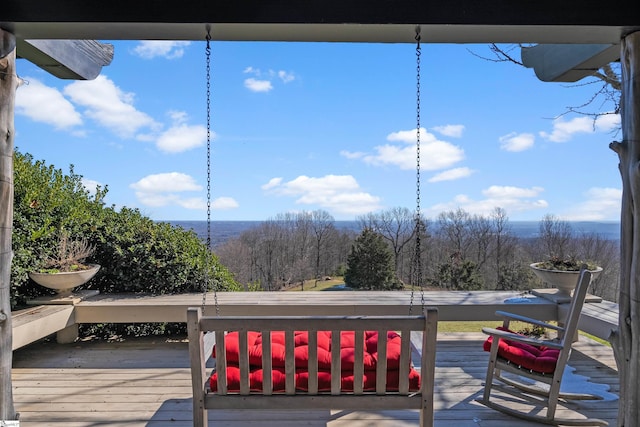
530, 263, 602, 295
29, 264, 101, 295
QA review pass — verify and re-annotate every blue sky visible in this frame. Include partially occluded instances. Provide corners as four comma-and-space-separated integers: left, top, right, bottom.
14, 41, 622, 222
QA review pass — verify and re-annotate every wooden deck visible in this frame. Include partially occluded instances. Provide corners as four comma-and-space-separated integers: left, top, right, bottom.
12, 332, 619, 426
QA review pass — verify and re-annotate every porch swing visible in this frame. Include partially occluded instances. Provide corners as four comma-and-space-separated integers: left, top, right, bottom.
187, 27, 439, 427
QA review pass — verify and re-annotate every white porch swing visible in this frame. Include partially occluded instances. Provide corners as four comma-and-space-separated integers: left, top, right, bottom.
187, 26, 438, 427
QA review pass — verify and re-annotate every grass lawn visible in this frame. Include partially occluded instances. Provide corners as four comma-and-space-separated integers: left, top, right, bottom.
285, 277, 346, 291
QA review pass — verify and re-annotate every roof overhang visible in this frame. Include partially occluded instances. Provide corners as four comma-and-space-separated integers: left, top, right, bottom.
2, 0, 638, 43
3, 0, 638, 82
522, 44, 621, 82
16, 39, 113, 80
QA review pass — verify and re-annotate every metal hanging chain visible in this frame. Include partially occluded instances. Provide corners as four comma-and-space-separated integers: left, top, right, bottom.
410, 26, 425, 314
202, 26, 220, 316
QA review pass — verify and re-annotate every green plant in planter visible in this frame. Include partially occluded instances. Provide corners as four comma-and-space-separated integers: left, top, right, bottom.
530, 256, 602, 296
533, 256, 599, 272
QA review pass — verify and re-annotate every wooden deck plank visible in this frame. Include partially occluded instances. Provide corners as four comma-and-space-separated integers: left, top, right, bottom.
11, 333, 618, 426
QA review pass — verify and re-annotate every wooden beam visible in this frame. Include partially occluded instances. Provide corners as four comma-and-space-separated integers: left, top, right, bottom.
1, 0, 638, 43
0, 29, 17, 423
16, 39, 113, 80
522, 44, 621, 82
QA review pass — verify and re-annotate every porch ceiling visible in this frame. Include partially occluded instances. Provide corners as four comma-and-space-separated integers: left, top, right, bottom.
2, 0, 639, 43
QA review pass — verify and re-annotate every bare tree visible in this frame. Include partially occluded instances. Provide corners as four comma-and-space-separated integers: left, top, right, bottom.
358, 207, 416, 281
489, 207, 522, 290
215, 238, 256, 290
309, 210, 335, 287
468, 214, 492, 270
576, 231, 620, 302
436, 208, 473, 259
536, 214, 576, 259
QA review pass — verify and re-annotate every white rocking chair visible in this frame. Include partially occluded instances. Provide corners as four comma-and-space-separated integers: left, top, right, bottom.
478, 269, 608, 426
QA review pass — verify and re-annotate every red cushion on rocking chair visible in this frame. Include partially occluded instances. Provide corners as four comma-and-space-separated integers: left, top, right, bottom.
483, 327, 560, 374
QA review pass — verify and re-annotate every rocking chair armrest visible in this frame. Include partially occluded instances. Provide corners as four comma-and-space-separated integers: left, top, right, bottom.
481, 327, 564, 350
494, 310, 564, 332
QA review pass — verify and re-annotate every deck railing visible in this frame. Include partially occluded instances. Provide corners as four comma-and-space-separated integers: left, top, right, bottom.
13, 290, 618, 350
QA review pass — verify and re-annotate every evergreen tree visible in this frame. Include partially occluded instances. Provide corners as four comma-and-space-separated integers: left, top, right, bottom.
344, 228, 398, 290
433, 256, 483, 290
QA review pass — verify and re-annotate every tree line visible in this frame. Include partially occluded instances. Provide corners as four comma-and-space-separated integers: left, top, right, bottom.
215, 207, 620, 302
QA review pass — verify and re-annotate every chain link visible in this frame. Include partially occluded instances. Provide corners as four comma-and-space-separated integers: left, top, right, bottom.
202, 26, 219, 316
410, 26, 424, 314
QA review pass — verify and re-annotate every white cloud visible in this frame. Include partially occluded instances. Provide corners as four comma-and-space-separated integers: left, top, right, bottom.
261, 177, 283, 190
360, 128, 464, 170
131, 41, 191, 59
244, 78, 273, 92
156, 123, 207, 153
278, 70, 295, 83
563, 187, 622, 221
340, 150, 365, 160
64, 75, 158, 138
427, 185, 548, 218
243, 67, 294, 92
130, 172, 206, 210
387, 128, 421, 143
432, 124, 465, 138
263, 174, 382, 215
499, 132, 535, 152
482, 185, 544, 199
212, 197, 240, 210
595, 113, 621, 132
131, 172, 202, 193
428, 167, 474, 182
540, 116, 597, 143
168, 110, 189, 124
15, 78, 82, 129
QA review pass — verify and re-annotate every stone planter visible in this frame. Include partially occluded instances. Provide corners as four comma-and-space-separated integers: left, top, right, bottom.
529, 263, 602, 295
28, 264, 101, 295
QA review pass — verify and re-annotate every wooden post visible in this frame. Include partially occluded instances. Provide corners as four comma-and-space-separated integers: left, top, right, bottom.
0, 29, 17, 422
610, 30, 640, 427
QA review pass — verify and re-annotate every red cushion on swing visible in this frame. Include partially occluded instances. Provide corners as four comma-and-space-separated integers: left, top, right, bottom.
483, 327, 560, 374
214, 330, 405, 371
210, 365, 420, 392
211, 330, 420, 392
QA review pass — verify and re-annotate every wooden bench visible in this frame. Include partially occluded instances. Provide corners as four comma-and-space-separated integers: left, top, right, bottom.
187, 307, 438, 427
11, 305, 75, 350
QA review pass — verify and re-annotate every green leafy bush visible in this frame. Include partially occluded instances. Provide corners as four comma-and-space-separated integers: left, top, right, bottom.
11, 149, 240, 313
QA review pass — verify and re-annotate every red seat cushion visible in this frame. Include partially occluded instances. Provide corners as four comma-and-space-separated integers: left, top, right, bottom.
210, 365, 421, 392
211, 330, 420, 392
483, 327, 560, 374
215, 330, 405, 371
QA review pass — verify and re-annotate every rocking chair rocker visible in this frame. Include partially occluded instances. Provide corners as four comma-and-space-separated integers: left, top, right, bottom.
478, 268, 608, 426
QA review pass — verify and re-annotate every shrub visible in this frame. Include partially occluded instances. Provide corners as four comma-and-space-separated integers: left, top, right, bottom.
88, 207, 240, 295
11, 149, 240, 313
11, 150, 108, 306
